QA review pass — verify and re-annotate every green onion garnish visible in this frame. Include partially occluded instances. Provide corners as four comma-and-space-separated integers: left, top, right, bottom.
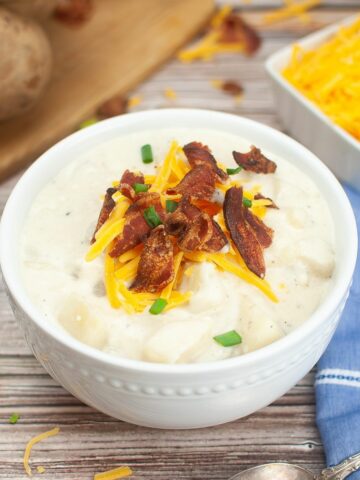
78, 117, 98, 129
9, 413, 20, 424
226, 166, 242, 175
213, 330, 242, 347
150, 298, 167, 315
141, 144, 153, 164
165, 199, 178, 213
243, 197, 252, 208
143, 206, 162, 228
133, 183, 150, 194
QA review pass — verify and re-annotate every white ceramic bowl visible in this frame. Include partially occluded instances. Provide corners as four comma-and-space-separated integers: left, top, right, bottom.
0, 109, 357, 429
266, 15, 360, 192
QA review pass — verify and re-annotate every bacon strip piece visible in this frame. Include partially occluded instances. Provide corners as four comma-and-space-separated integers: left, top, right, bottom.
130, 226, 174, 293
254, 193, 278, 209
91, 188, 116, 244
119, 170, 145, 200
244, 208, 273, 249
167, 165, 216, 200
203, 220, 229, 253
233, 146, 277, 174
224, 187, 265, 278
183, 142, 228, 183
110, 192, 165, 258
165, 197, 227, 253
218, 13, 261, 56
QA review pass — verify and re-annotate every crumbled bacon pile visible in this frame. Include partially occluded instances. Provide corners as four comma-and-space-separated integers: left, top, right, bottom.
91, 142, 278, 293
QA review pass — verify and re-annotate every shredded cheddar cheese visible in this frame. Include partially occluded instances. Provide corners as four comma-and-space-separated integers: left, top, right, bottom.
150, 141, 179, 193
164, 87, 177, 100
115, 256, 141, 281
127, 96, 142, 109
262, 0, 322, 25
165, 291, 193, 311
94, 465, 133, 480
85, 219, 125, 262
23, 427, 60, 477
178, 5, 247, 63
283, 17, 360, 141
162, 252, 184, 299
118, 245, 143, 264
206, 253, 278, 302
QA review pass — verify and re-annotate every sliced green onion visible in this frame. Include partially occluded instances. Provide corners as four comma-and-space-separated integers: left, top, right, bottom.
243, 197, 252, 208
165, 199, 178, 213
141, 144, 153, 164
78, 117, 98, 129
226, 166, 242, 175
143, 206, 162, 228
9, 413, 20, 424
213, 330, 242, 347
133, 183, 150, 194
150, 298, 167, 315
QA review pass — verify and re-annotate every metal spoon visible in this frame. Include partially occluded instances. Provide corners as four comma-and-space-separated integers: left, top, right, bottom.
229, 452, 360, 480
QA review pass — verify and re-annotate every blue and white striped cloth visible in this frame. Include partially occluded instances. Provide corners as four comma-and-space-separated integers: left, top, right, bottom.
316, 185, 360, 478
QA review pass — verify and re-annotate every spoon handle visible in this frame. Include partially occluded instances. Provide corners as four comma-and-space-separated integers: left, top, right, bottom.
319, 452, 360, 480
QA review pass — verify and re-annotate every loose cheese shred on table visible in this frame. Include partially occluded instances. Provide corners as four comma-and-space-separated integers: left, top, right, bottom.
283, 16, 360, 141
94, 465, 133, 480
164, 87, 177, 100
23, 427, 60, 477
262, 0, 322, 25
127, 96, 142, 109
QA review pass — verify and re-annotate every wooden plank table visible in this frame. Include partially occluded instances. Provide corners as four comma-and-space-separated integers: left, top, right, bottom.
0, 1, 357, 478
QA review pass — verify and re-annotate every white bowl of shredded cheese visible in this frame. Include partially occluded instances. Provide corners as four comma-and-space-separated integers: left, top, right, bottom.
266, 15, 360, 192
0, 109, 357, 428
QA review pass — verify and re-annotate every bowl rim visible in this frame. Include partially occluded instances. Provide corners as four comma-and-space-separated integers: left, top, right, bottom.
265, 14, 360, 153
0, 108, 357, 375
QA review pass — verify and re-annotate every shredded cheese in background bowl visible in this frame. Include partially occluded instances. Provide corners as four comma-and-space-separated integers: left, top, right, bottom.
282, 16, 360, 142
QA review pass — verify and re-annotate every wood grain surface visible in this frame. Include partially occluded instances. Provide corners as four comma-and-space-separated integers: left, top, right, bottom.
0, 1, 358, 478
0, 0, 213, 181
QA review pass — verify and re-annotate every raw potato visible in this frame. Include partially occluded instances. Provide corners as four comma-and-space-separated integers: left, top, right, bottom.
0, 7, 52, 122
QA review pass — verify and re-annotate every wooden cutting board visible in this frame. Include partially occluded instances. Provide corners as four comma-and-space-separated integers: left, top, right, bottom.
0, 0, 214, 181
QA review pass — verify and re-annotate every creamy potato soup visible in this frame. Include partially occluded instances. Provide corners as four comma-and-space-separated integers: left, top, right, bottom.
20, 128, 335, 363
